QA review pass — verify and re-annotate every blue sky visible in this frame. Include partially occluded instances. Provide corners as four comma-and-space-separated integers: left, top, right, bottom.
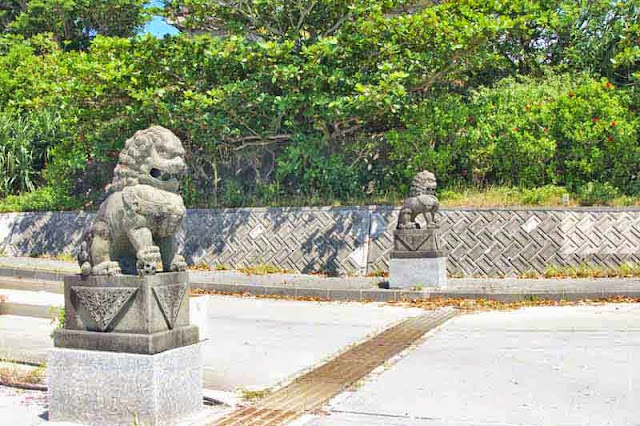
141, 0, 180, 37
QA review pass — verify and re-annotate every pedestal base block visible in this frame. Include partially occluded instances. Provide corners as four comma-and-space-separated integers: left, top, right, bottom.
389, 256, 448, 289
48, 343, 203, 426
54, 325, 199, 355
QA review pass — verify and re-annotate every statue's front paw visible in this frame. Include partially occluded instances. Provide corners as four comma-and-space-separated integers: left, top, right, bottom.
170, 255, 187, 272
92, 261, 121, 276
137, 246, 161, 275
397, 223, 420, 230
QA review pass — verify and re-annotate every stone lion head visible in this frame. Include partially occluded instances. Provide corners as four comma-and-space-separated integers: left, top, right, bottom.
409, 170, 437, 197
111, 126, 187, 193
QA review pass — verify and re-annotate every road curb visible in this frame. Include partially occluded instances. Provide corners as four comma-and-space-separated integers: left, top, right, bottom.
194, 281, 640, 302
0, 266, 67, 283
0, 302, 57, 319
2, 265, 640, 305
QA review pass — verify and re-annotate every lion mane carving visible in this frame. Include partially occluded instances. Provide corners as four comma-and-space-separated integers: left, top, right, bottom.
396, 170, 439, 229
78, 126, 188, 276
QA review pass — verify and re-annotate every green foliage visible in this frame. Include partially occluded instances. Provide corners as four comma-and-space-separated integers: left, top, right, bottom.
7, 0, 150, 50
520, 185, 569, 206
0, 186, 81, 212
0, 1, 25, 32
464, 74, 640, 192
49, 306, 65, 339
0, 110, 66, 197
477, 1, 640, 83
576, 182, 621, 206
542, 263, 640, 279
0, 1, 639, 210
163, 0, 407, 40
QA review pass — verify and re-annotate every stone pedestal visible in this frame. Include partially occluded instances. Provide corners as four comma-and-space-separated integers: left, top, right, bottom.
389, 226, 448, 288
389, 256, 448, 288
54, 272, 198, 354
49, 272, 202, 425
48, 344, 203, 425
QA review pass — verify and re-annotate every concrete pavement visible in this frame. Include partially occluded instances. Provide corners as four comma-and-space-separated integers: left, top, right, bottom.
308, 304, 640, 426
200, 295, 423, 390
0, 295, 423, 391
2, 295, 640, 424
0, 315, 55, 364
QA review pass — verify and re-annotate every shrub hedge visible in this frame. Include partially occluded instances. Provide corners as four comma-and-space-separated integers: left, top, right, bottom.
0, 1, 638, 210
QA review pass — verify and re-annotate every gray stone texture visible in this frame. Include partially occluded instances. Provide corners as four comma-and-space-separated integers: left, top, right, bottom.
55, 271, 198, 354
1, 206, 640, 277
393, 227, 443, 254
48, 343, 203, 426
78, 126, 188, 276
396, 170, 439, 229
389, 257, 448, 288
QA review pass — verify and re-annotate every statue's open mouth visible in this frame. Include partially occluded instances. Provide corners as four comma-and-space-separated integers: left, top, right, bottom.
150, 168, 180, 183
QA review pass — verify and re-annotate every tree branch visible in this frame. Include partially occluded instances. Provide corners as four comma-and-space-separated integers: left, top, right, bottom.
323, 11, 351, 37
223, 133, 293, 151
296, 0, 317, 33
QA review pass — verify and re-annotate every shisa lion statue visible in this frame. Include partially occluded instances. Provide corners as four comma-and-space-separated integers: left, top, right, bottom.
78, 126, 188, 276
396, 170, 439, 229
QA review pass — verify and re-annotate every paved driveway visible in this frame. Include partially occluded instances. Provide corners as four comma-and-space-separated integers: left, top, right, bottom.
309, 304, 640, 426
199, 295, 422, 390
0, 295, 423, 392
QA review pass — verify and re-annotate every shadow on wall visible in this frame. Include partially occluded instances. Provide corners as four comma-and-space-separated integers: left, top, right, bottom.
185, 207, 371, 276
0, 211, 94, 258
1, 207, 640, 277
0, 207, 374, 276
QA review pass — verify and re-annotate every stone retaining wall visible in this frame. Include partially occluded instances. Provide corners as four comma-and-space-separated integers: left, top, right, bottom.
1, 207, 639, 277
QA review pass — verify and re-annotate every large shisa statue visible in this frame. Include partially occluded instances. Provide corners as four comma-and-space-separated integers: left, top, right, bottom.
390, 170, 448, 288
50, 126, 201, 426
396, 170, 440, 230
78, 125, 188, 276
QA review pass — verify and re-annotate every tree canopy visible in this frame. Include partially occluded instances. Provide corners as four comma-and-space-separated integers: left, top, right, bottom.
2, 0, 149, 49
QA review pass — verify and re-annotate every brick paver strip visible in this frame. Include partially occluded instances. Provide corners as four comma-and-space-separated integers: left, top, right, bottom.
210, 308, 457, 425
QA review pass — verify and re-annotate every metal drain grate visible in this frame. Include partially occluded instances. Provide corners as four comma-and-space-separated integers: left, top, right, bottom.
211, 308, 458, 426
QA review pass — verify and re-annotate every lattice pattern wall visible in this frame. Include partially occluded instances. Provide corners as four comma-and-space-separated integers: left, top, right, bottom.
184, 208, 370, 276
1, 207, 638, 277
367, 207, 640, 276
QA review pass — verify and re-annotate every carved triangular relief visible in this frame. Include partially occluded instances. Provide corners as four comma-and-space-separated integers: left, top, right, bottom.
152, 283, 187, 329
395, 232, 433, 251
72, 286, 138, 331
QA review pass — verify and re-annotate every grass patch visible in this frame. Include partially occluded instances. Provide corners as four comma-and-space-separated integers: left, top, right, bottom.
32, 253, 75, 262
237, 264, 292, 275
3, 184, 640, 212
517, 263, 640, 279
439, 185, 640, 208
49, 307, 65, 339
0, 362, 46, 385
541, 263, 640, 279
439, 185, 571, 207
187, 261, 231, 271
188, 262, 292, 274
519, 270, 539, 279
